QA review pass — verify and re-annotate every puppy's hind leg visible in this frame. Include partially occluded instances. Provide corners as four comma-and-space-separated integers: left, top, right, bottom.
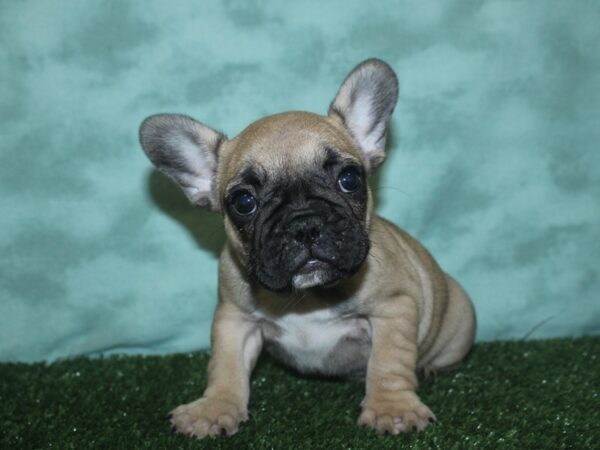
419, 275, 476, 375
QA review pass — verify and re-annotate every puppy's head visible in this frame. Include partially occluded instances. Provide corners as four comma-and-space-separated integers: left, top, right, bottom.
140, 59, 398, 291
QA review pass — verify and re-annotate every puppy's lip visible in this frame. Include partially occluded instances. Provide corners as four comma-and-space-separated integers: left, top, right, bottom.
296, 258, 330, 275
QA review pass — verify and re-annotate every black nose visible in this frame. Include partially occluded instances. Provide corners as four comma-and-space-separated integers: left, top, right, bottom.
288, 216, 323, 246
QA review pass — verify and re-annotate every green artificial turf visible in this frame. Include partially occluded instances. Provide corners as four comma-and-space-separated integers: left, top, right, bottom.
1, 337, 598, 449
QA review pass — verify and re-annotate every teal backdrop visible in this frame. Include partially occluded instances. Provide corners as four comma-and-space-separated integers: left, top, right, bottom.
1, 1, 599, 362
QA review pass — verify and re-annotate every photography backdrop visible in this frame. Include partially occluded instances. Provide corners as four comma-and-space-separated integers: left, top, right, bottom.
1, 0, 598, 362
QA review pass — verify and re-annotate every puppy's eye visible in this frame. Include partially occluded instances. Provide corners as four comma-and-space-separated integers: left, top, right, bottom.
338, 168, 362, 193
232, 191, 257, 215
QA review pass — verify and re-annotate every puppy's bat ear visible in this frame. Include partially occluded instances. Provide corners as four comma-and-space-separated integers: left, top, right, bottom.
328, 59, 398, 172
139, 114, 226, 211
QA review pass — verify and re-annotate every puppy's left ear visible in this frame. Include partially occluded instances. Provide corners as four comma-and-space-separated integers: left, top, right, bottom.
329, 59, 398, 172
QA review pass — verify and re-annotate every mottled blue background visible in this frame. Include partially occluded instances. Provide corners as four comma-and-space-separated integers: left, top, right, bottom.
1, 0, 599, 362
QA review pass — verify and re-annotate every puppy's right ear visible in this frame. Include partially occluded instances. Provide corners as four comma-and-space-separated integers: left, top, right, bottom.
139, 114, 226, 211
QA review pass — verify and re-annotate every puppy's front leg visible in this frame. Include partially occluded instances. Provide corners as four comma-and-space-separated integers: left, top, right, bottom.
169, 302, 262, 438
359, 295, 435, 434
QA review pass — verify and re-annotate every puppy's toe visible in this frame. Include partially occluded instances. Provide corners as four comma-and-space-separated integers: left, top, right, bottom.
216, 413, 240, 436
393, 416, 408, 433
357, 408, 376, 427
375, 414, 396, 435
189, 418, 211, 438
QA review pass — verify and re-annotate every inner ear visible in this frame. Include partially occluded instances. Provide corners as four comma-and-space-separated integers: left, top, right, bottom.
139, 114, 226, 210
329, 59, 398, 172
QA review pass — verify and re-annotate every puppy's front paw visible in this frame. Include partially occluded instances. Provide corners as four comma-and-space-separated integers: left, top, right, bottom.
168, 396, 248, 438
358, 391, 436, 435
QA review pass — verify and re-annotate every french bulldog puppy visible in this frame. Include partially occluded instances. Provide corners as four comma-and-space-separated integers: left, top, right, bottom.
139, 59, 476, 438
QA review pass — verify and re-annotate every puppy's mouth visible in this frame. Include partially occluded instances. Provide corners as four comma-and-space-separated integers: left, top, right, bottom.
291, 258, 340, 290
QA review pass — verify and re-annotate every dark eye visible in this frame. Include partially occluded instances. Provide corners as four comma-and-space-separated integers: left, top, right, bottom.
338, 168, 361, 193
232, 191, 257, 215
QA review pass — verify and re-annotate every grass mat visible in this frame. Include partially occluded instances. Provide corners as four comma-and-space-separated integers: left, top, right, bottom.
1, 337, 598, 449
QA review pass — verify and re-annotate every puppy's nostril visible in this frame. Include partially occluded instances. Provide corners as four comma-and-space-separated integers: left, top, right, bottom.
293, 225, 321, 244
309, 227, 320, 241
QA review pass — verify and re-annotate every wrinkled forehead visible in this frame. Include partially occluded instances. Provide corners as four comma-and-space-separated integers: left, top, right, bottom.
221, 112, 361, 187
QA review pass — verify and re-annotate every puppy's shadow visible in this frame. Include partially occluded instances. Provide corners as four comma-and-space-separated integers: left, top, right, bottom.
369, 170, 383, 210
368, 124, 398, 210
147, 169, 225, 258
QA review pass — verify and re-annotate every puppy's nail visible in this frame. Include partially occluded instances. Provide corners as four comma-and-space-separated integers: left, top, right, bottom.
428, 417, 436, 424
412, 425, 417, 431
164, 413, 173, 421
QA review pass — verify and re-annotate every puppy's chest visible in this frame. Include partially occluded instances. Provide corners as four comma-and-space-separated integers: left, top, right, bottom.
254, 305, 372, 377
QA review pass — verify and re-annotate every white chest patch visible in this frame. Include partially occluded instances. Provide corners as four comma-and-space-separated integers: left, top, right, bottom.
253, 302, 371, 374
